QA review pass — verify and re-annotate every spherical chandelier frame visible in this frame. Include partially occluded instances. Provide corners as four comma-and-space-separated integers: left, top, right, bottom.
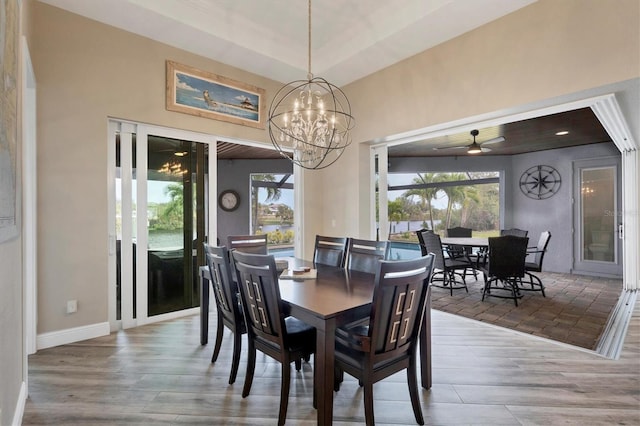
268, 75, 354, 170
267, 0, 354, 170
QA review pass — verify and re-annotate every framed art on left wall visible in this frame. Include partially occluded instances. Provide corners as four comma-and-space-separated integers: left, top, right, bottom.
166, 60, 266, 129
0, 0, 19, 243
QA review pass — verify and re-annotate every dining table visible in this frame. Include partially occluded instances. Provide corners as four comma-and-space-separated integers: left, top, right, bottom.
199, 257, 433, 425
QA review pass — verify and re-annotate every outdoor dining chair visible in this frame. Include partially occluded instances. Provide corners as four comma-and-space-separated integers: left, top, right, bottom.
519, 231, 552, 297
446, 226, 478, 279
500, 228, 529, 238
417, 229, 469, 295
479, 235, 529, 306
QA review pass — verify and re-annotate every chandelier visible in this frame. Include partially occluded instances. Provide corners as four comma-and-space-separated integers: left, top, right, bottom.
158, 160, 187, 177
267, 0, 354, 170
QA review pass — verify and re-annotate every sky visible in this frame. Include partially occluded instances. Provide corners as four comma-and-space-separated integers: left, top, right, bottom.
117, 179, 295, 206
119, 173, 451, 208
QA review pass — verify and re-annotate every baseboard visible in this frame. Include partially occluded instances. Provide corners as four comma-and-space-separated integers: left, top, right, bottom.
11, 381, 26, 426
36, 322, 110, 350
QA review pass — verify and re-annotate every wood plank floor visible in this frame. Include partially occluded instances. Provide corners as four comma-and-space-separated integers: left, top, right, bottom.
23, 299, 640, 425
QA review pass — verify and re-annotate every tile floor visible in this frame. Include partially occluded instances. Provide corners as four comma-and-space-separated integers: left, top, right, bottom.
430, 271, 623, 350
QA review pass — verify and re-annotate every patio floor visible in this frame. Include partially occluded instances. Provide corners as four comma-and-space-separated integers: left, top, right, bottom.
430, 271, 623, 351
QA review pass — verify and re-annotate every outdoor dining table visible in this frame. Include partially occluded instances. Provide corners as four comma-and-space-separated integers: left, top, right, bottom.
198, 258, 433, 425
440, 236, 489, 249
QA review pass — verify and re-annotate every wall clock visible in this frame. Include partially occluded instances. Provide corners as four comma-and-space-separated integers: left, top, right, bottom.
519, 165, 561, 200
218, 190, 240, 211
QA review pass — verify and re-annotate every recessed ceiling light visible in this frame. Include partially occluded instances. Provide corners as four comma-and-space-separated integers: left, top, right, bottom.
555, 131, 569, 136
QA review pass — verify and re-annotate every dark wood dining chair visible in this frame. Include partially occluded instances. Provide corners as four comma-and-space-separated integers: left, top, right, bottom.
313, 235, 349, 267
333, 254, 435, 426
227, 234, 268, 254
519, 231, 552, 296
203, 244, 246, 384
479, 235, 529, 306
231, 251, 316, 426
417, 229, 469, 295
500, 228, 529, 238
345, 238, 389, 273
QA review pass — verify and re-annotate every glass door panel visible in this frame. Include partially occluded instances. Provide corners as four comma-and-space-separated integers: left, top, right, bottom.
581, 167, 615, 262
147, 136, 207, 316
573, 157, 622, 277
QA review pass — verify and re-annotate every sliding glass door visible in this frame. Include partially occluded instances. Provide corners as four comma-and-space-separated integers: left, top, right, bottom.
146, 136, 207, 316
109, 121, 216, 329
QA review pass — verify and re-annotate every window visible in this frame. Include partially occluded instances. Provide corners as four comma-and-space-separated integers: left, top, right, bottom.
250, 173, 294, 255
386, 171, 500, 242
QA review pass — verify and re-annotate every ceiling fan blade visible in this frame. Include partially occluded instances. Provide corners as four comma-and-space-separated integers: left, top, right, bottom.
480, 136, 505, 146
481, 146, 492, 152
432, 145, 468, 151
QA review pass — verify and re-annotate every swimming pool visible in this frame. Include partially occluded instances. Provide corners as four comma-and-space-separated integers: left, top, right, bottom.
388, 241, 422, 260
269, 241, 421, 260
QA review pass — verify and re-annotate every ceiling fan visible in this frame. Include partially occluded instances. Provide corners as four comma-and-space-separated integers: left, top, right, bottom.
433, 129, 506, 154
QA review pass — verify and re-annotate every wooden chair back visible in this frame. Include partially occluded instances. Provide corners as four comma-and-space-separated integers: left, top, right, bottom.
203, 244, 243, 327
227, 234, 268, 254
313, 235, 348, 267
345, 238, 389, 273
232, 251, 287, 354
369, 255, 435, 355
333, 254, 435, 425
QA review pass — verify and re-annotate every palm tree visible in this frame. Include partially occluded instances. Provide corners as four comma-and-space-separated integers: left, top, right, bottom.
251, 174, 282, 233
438, 173, 480, 230
388, 199, 405, 235
403, 173, 439, 231
156, 183, 184, 230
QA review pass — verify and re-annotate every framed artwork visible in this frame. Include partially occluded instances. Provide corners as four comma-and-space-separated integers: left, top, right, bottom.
166, 60, 266, 129
0, 0, 19, 243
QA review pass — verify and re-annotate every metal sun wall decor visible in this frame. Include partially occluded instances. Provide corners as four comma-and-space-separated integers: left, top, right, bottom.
519, 165, 562, 200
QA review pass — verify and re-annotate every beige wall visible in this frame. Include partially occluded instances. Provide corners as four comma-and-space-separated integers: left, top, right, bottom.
31, 1, 287, 333
28, 0, 640, 337
313, 0, 640, 240
1, 0, 33, 423
2, 0, 637, 420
